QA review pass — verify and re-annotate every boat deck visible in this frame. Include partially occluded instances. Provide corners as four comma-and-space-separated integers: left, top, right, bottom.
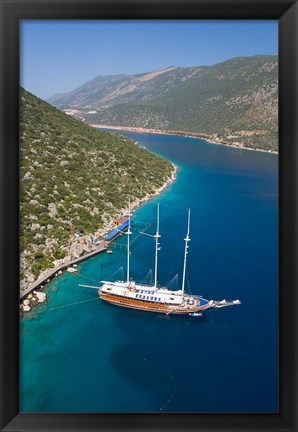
100, 281, 198, 306
99, 280, 213, 315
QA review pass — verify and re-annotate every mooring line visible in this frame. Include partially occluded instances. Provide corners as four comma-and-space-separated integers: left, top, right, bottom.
47, 297, 100, 312
25, 297, 100, 316
73, 273, 101, 284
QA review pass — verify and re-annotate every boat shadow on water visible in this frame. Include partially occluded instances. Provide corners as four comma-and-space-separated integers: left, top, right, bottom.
105, 302, 213, 411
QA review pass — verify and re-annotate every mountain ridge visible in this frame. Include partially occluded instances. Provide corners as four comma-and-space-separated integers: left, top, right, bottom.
48, 55, 278, 151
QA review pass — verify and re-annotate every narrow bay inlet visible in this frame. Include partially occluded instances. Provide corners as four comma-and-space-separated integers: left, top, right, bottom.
20, 130, 278, 412
19, 20, 279, 415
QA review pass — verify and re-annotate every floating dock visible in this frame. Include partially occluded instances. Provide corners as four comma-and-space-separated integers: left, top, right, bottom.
104, 218, 133, 242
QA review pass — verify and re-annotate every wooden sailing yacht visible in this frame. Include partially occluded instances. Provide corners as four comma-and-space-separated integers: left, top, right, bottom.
80, 202, 241, 315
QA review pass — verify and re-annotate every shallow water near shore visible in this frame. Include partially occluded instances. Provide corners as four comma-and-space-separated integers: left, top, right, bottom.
20, 132, 278, 412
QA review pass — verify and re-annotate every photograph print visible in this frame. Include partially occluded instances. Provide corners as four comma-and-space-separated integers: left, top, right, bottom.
19, 20, 278, 413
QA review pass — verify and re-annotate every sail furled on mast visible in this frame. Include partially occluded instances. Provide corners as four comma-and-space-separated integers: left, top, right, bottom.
153, 203, 161, 288
126, 198, 132, 284
181, 208, 191, 300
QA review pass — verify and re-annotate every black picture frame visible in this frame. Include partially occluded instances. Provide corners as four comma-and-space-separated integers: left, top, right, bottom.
1, 1, 297, 431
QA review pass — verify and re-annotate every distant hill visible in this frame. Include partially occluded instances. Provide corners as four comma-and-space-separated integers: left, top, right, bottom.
20, 88, 174, 287
49, 56, 278, 151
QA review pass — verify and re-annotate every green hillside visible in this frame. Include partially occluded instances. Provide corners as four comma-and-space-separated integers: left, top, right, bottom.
20, 88, 174, 287
49, 56, 278, 151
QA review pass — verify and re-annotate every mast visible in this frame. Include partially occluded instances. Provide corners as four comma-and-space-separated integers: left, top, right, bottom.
154, 203, 161, 288
126, 198, 132, 285
181, 208, 191, 300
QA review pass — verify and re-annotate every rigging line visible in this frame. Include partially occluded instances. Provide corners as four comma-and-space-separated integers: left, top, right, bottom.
187, 278, 192, 295
165, 273, 179, 289
105, 266, 125, 281
141, 269, 153, 284
76, 266, 124, 285
135, 220, 152, 226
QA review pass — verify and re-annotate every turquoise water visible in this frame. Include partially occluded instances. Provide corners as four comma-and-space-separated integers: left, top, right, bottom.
20, 132, 278, 412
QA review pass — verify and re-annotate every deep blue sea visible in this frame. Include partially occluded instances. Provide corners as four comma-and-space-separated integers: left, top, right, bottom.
20, 132, 278, 412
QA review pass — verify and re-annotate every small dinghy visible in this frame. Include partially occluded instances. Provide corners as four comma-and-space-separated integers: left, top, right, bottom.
189, 312, 203, 317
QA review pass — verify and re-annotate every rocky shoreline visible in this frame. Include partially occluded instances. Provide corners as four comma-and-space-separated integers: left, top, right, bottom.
20, 290, 47, 314
91, 124, 278, 155
20, 163, 177, 310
